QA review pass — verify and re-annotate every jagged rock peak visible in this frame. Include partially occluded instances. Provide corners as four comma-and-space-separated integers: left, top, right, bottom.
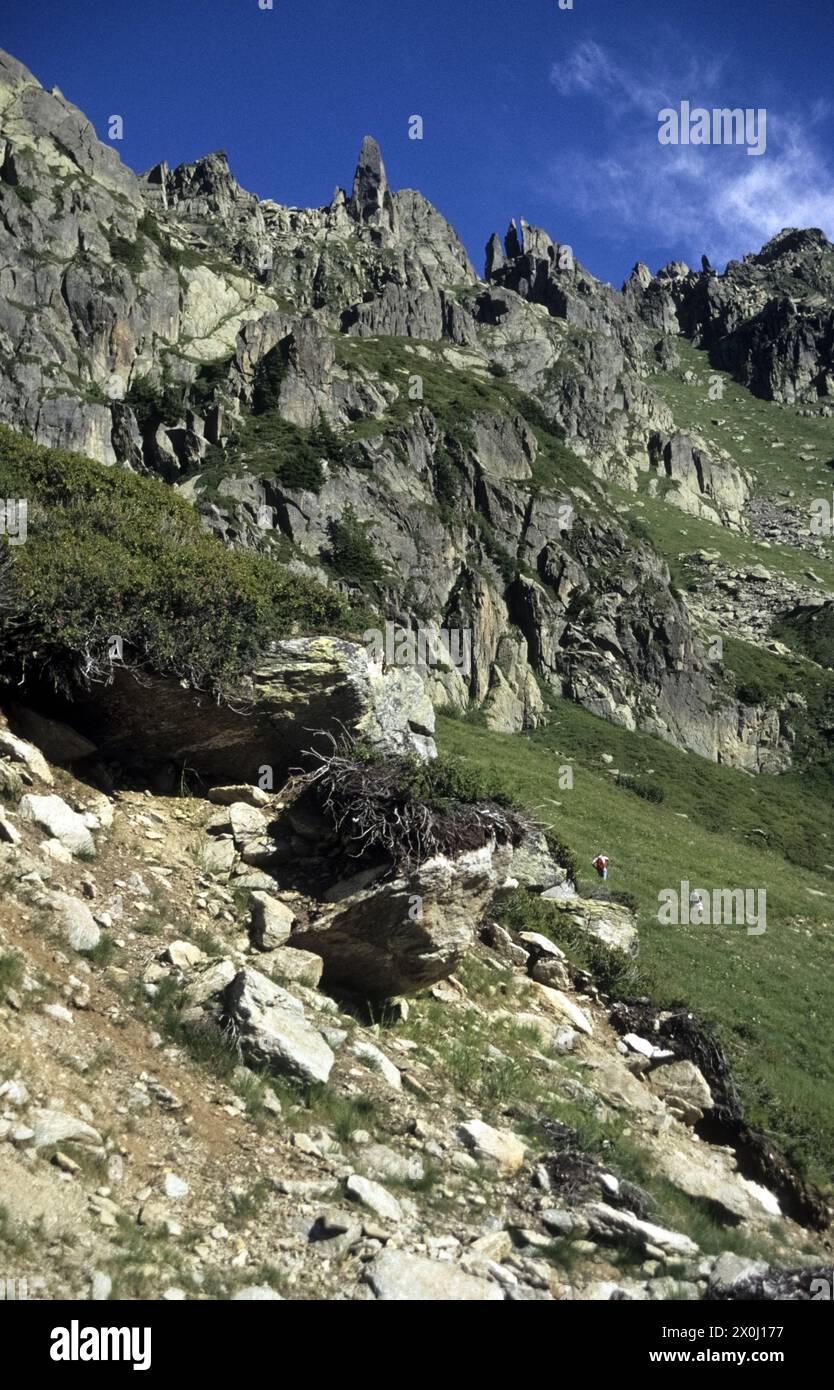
520, 219, 554, 259
623, 262, 653, 292
750, 226, 831, 266
656, 260, 691, 281
349, 135, 396, 230
168, 150, 235, 194
485, 232, 504, 279
148, 149, 255, 217
505, 218, 523, 259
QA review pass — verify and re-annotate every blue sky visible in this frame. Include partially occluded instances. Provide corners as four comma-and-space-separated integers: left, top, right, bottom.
4, 0, 834, 285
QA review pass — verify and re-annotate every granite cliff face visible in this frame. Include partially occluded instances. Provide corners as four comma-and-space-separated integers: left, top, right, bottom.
0, 47, 826, 770
629, 228, 834, 406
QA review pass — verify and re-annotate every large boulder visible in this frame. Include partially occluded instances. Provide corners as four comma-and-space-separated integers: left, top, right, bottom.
363, 1250, 503, 1301
185, 961, 334, 1085
291, 841, 511, 998
62, 636, 436, 785
18, 794, 95, 857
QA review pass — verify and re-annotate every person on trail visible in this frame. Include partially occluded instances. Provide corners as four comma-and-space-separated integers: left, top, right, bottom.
593, 853, 610, 881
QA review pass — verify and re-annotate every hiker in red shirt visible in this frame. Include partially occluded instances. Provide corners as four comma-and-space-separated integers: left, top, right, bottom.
592, 853, 610, 881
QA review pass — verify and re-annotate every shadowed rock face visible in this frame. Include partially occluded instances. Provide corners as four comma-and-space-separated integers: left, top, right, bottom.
349, 136, 395, 231
629, 228, 834, 406
39, 637, 436, 787
292, 844, 507, 998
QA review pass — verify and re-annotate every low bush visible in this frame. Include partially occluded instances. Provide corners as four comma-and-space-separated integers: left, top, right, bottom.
326, 504, 385, 584
616, 772, 664, 804
0, 425, 350, 699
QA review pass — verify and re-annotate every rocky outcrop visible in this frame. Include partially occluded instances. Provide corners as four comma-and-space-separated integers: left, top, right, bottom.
46, 636, 436, 785
647, 431, 749, 528
631, 228, 834, 407
291, 842, 510, 999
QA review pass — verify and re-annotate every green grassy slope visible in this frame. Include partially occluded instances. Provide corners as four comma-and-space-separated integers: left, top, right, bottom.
643, 338, 834, 588
438, 701, 834, 1188
654, 338, 834, 509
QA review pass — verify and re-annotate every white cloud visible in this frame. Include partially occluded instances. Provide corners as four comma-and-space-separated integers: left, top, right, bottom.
543, 42, 834, 267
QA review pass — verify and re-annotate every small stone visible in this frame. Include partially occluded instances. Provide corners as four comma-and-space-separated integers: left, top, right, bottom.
352, 1040, 401, 1090
346, 1174, 403, 1224
457, 1119, 526, 1174
163, 1173, 190, 1199
249, 893, 295, 951
163, 940, 205, 970
91, 1271, 112, 1301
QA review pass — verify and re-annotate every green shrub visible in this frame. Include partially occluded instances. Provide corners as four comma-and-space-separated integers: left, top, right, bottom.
390, 751, 515, 811
124, 374, 184, 432
0, 425, 350, 699
627, 516, 652, 543
107, 232, 145, 275
309, 414, 364, 469
10, 185, 37, 207
190, 355, 234, 410
326, 504, 385, 584
279, 441, 323, 492
735, 678, 768, 707
616, 772, 664, 804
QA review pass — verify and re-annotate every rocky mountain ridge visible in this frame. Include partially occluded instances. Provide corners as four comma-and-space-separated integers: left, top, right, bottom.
3, 48, 830, 775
